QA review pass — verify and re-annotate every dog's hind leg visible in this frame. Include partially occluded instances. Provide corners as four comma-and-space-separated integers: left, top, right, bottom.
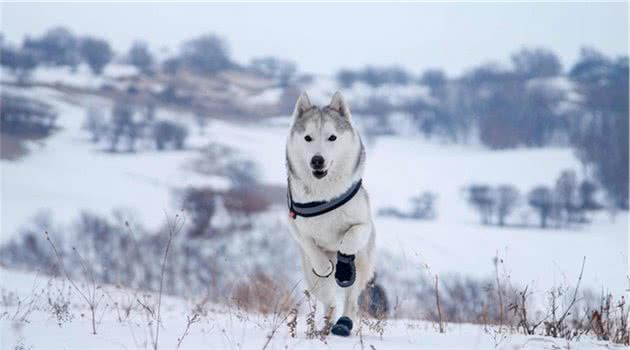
330, 284, 361, 337
343, 282, 362, 321
332, 246, 375, 337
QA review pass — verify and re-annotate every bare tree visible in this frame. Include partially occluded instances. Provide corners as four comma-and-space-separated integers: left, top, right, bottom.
109, 102, 134, 152
127, 41, 155, 75
180, 34, 232, 75
0, 46, 38, 83
528, 186, 553, 228
511, 47, 562, 79
578, 180, 602, 222
496, 185, 520, 226
555, 170, 579, 224
466, 185, 496, 225
80, 37, 113, 75
569, 48, 628, 209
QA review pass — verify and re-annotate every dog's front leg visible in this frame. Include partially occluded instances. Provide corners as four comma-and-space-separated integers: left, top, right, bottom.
337, 223, 371, 255
333, 223, 371, 289
330, 223, 373, 336
296, 235, 334, 277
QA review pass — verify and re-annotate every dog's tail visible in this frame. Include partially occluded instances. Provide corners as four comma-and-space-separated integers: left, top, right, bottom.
359, 273, 389, 318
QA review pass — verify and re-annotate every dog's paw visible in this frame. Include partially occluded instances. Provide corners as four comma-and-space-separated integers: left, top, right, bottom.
331, 316, 353, 337
335, 252, 356, 288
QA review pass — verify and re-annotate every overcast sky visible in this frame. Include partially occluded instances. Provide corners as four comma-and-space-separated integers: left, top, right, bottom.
2, 2, 627, 76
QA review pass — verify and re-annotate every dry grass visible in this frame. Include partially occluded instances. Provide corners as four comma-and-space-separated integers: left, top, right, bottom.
231, 272, 296, 315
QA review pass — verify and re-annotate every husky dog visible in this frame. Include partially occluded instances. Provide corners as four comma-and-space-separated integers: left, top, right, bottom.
286, 91, 376, 337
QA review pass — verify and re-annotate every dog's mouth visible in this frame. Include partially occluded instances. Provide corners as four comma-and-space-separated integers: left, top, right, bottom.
312, 169, 328, 179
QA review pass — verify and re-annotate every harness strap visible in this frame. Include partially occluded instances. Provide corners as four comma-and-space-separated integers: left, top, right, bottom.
288, 179, 363, 219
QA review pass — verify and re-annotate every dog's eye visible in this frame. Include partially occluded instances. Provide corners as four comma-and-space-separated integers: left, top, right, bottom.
304, 135, 312, 142
328, 135, 337, 142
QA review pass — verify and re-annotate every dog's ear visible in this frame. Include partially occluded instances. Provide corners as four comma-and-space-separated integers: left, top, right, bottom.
328, 91, 351, 120
293, 92, 312, 119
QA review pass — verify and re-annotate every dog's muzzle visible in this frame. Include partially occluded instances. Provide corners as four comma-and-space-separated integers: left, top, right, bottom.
310, 155, 327, 179
312, 169, 328, 179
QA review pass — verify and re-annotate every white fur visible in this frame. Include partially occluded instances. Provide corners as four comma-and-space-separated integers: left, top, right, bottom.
286, 92, 376, 329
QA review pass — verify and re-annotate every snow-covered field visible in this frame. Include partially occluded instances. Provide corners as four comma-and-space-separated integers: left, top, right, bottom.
2, 85, 627, 296
1, 77, 628, 349
0, 268, 620, 350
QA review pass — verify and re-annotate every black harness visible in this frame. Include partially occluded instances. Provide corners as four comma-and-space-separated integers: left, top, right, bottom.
288, 179, 363, 219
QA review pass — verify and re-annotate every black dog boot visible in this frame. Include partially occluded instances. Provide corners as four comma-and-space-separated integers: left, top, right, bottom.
331, 316, 353, 337
335, 252, 356, 288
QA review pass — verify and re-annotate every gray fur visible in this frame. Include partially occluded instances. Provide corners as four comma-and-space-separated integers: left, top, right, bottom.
285, 148, 297, 178
353, 138, 366, 175
291, 106, 319, 134
291, 106, 352, 135
323, 106, 353, 132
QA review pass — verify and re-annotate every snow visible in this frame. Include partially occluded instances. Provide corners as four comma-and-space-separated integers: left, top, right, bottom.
1, 86, 627, 299
32, 65, 104, 88
0, 87, 227, 240
1, 64, 139, 88
0, 268, 618, 350
102, 63, 139, 79
195, 115, 628, 295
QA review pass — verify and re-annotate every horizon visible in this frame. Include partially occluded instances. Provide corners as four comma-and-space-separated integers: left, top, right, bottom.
1, 2, 627, 76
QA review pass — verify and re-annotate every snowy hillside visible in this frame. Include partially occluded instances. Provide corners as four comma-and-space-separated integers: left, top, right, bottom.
2, 83, 627, 297
1, 67, 628, 349
1, 4, 627, 348
0, 268, 620, 350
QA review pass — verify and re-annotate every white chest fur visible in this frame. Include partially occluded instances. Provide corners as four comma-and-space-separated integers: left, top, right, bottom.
289, 189, 372, 252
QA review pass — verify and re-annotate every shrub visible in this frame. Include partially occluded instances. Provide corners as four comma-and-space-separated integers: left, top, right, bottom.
0, 46, 38, 82
153, 120, 188, 150
1, 93, 57, 137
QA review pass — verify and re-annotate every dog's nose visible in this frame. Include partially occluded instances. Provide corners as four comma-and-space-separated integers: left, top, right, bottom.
310, 155, 325, 170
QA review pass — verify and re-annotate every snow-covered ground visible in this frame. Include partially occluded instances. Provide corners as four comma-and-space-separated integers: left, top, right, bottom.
1, 87, 227, 239
1, 84, 627, 298
1, 80, 628, 350
0, 268, 620, 350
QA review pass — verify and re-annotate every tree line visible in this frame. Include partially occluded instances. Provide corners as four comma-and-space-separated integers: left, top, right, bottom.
0, 27, 299, 88
337, 49, 628, 209
83, 102, 188, 153
466, 169, 604, 229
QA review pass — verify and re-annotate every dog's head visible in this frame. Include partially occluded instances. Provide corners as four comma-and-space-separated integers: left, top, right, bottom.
287, 91, 359, 181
